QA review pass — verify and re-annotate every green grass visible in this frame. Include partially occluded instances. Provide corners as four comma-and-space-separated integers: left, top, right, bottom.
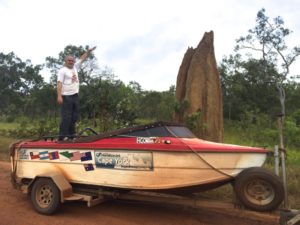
286, 150, 300, 165
0, 122, 19, 130
286, 165, 300, 208
0, 136, 18, 161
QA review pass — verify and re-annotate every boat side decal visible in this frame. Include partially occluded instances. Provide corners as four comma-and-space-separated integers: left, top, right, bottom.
136, 137, 160, 144
39, 151, 49, 160
60, 151, 73, 159
19, 149, 29, 160
94, 151, 153, 171
49, 151, 60, 160
18, 149, 153, 171
29, 151, 39, 160
19, 149, 94, 163
84, 163, 94, 171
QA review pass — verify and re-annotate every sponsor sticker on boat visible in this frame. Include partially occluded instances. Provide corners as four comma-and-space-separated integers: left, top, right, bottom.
136, 137, 160, 144
94, 151, 153, 170
19, 149, 29, 160
84, 163, 94, 171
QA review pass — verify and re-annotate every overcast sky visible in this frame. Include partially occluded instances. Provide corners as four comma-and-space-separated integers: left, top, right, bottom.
1, 0, 299, 91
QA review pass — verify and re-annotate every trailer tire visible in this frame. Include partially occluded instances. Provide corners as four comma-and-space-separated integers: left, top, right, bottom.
233, 167, 284, 212
30, 178, 61, 215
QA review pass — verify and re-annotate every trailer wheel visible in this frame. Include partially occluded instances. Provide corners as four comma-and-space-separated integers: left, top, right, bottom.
233, 167, 284, 212
30, 178, 60, 214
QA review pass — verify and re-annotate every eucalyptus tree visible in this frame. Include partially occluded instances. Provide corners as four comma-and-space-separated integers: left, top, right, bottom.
235, 8, 300, 208
235, 8, 300, 117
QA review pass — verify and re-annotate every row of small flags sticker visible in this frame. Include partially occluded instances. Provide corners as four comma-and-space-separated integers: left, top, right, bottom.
30, 151, 92, 161
29, 151, 94, 171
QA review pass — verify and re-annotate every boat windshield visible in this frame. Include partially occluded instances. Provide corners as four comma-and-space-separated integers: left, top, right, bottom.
121, 126, 196, 138
166, 126, 196, 138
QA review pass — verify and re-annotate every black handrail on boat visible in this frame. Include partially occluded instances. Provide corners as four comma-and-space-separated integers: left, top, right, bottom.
42, 127, 98, 142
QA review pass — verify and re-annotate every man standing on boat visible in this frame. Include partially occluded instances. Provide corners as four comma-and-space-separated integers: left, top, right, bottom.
57, 46, 96, 140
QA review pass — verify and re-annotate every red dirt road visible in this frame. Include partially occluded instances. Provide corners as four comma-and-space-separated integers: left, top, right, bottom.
0, 161, 279, 225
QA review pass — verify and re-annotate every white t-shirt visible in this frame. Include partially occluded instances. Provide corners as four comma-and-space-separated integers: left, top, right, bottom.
57, 61, 81, 95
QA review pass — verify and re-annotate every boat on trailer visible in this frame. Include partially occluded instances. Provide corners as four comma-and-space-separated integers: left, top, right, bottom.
10, 121, 284, 214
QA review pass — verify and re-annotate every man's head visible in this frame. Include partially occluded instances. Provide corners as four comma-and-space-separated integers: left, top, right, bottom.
64, 55, 75, 69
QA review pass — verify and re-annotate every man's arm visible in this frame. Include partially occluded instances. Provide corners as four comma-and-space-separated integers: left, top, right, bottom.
57, 81, 63, 105
79, 46, 97, 63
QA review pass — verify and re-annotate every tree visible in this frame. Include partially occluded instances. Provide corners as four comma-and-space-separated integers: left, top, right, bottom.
157, 85, 176, 121
137, 86, 176, 121
219, 55, 281, 120
221, 9, 300, 121
235, 8, 300, 208
235, 8, 300, 116
0, 52, 44, 118
23, 84, 57, 119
